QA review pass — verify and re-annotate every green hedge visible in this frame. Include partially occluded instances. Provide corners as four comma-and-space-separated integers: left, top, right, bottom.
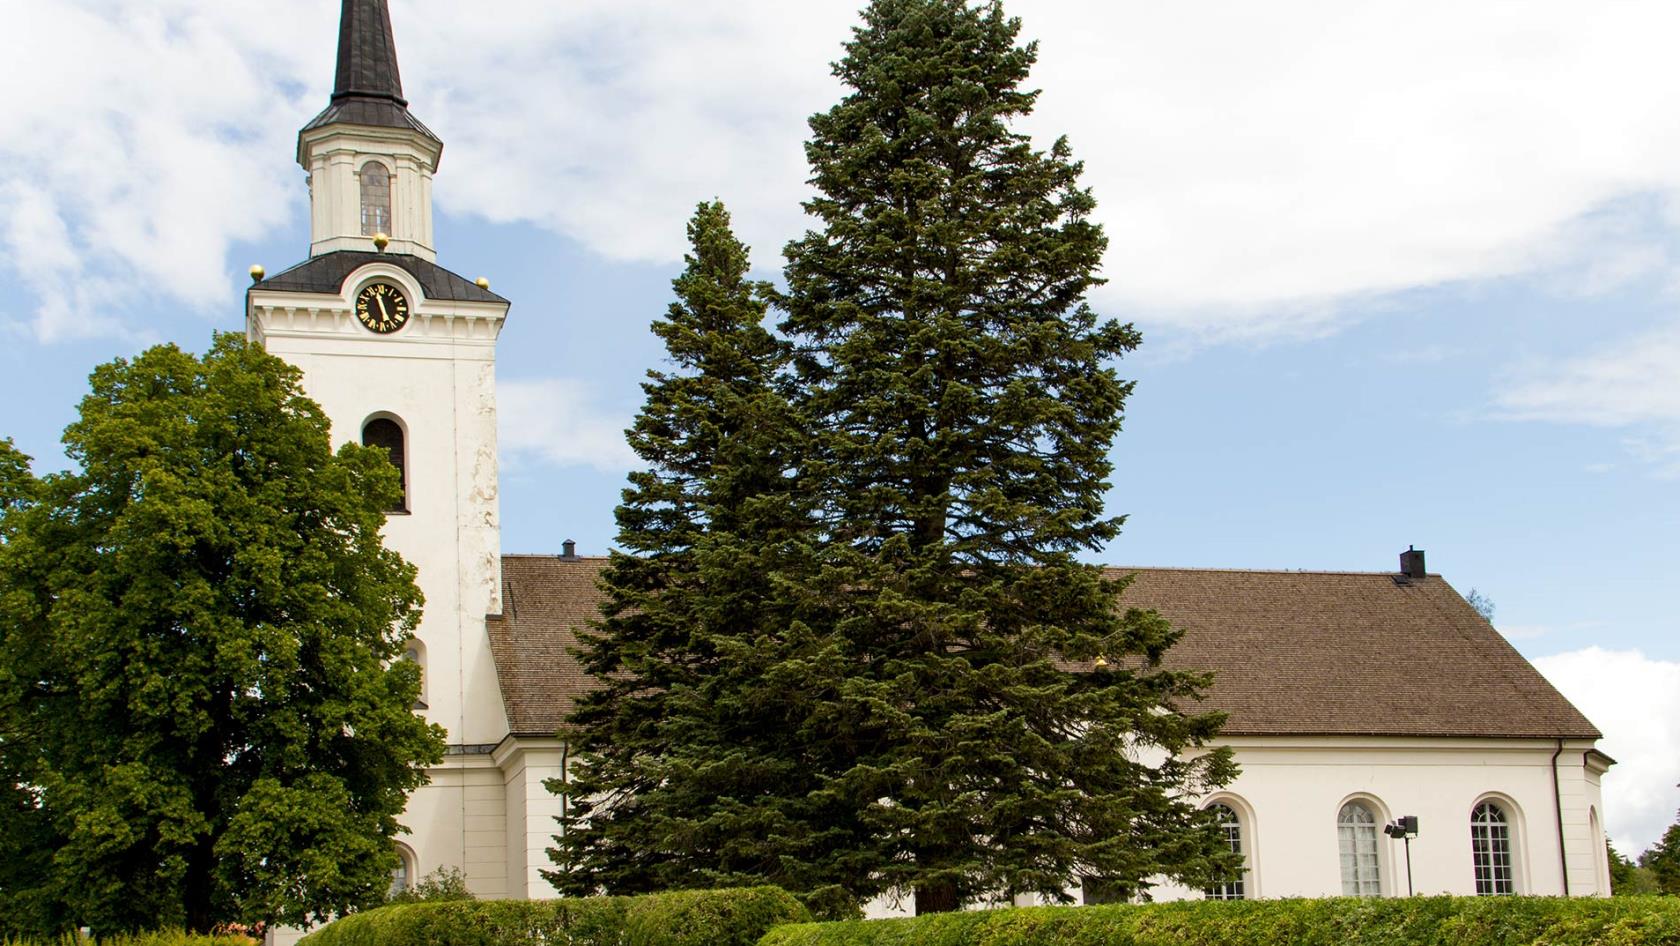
2, 935, 253, 946
759, 896, 1680, 946
298, 886, 809, 946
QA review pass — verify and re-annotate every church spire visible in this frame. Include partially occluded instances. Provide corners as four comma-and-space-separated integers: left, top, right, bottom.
332, 0, 406, 106
296, 0, 443, 260
300, 0, 439, 148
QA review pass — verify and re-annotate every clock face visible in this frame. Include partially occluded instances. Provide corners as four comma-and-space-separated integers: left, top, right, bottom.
355, 282, 410, 334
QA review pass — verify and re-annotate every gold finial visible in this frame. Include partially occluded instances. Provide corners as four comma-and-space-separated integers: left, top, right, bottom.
249, 264, 265, 283
475, 277, 490, 290
1093, 655, 1109, 670
373, 232, 390, 252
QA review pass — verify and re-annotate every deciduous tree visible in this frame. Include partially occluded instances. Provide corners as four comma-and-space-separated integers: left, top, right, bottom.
1643, 806, 1680, 896
0, 336, 444, 935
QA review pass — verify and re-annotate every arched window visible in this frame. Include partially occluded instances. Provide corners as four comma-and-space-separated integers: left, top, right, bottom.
1205, 802, 1245, 900
404, 639, 427, 710
361, 162, 392, 236
390, 843, 416, 897
1338, 801, 1382, 896
1471, 801, 1515, 895
1591, 807, 1610, 895
362, 416, 407, 512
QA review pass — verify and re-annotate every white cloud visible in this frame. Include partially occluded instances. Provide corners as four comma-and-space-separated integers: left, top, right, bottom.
498, 378, 637, 474
412, 0, 1680, 338
11, 0, 1680, 340
1492, 318, 1680, 474
0, 0, 324, 340
1533, 647, 1680, 856
1495, 624, 1550, 642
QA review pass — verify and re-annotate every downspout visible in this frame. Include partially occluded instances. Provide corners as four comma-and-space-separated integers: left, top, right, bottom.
1552, 739, 1570, 896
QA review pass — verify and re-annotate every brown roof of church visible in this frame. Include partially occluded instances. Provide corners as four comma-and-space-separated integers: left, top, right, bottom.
485, 555, 1600, 741
487, 555, 611, 735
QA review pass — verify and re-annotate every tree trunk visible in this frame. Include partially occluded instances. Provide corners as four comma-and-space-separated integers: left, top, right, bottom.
914, 881, 960, 915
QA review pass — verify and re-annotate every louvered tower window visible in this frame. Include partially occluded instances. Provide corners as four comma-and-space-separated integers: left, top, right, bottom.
1471, 802, 1515, 895
362, 417, 406, 512
361, 161, 392, 235
1205, 803, 1246, 900
1338, 801, 1382, 896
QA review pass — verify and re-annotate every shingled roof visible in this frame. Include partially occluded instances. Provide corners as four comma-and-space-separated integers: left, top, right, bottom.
485, 555, 1600, 741
252, 251, 507, 304
300, 0, 441, 147
488, 555, 611, 734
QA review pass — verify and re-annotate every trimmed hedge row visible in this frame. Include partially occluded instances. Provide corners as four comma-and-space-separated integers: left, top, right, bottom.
298, 886, 808, 946
760, 896, 1680, 946
2, 935, 253, 946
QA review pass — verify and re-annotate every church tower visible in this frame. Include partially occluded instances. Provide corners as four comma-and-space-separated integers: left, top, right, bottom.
248, 0, 513, 898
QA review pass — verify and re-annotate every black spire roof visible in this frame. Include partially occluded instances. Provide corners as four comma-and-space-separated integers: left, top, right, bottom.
300, 0, 440, 148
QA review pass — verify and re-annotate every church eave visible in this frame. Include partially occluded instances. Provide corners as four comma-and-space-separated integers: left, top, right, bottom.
251, 251, 507, 305
296, 105, 443, 169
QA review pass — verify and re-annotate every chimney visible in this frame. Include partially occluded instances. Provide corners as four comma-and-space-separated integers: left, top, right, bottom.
561, 539, 577, 560
1399, 546, 1426, 579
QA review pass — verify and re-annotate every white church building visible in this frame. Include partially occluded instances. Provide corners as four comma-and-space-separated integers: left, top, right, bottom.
249, 0, 1614, 921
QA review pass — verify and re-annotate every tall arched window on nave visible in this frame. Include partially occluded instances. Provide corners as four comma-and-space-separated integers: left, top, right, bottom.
362, 416, 407, 512
1471, 801, 1515, 895
361, 161, 392, 236
1204, 802, 1246, 900
1338, 801, 1382, 896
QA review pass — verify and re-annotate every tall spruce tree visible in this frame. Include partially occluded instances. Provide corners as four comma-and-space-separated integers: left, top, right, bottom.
552, 203, 864, 914
778, 0, 1236, 913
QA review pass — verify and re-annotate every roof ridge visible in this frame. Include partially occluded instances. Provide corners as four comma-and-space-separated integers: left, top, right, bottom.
492, 554, 1424, 578
1106, 565, 1431, 577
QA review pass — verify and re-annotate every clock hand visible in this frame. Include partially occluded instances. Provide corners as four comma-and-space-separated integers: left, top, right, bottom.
376, 294, 391, 322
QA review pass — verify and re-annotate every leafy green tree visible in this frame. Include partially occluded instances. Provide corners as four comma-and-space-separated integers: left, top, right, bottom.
552, 203, 862, 912
0, 438, 63, 936
1643, 809, 1680, 896
1608, 840, 1658, 895
777, 0, 1235, 913
388, 866, 476, 904
0, 336, 444, 935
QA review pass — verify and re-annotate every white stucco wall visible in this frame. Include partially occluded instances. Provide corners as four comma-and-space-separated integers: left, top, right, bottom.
498, 739, 570, 899
402, 751, 509, 899
1146, 736, 1609, 901
251, 264, 510, 749
251, 258, 515, 904
864, 734, 1610, 918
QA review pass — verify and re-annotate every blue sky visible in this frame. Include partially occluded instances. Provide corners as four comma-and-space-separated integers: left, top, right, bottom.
2, 0, 1677, 856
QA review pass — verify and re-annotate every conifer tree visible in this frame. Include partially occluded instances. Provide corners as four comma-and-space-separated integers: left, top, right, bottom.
778, 0, 1236, 913
552, 203, 864, 914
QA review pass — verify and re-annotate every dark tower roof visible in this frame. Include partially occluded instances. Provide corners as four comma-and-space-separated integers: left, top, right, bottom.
300, 0, 440, 150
